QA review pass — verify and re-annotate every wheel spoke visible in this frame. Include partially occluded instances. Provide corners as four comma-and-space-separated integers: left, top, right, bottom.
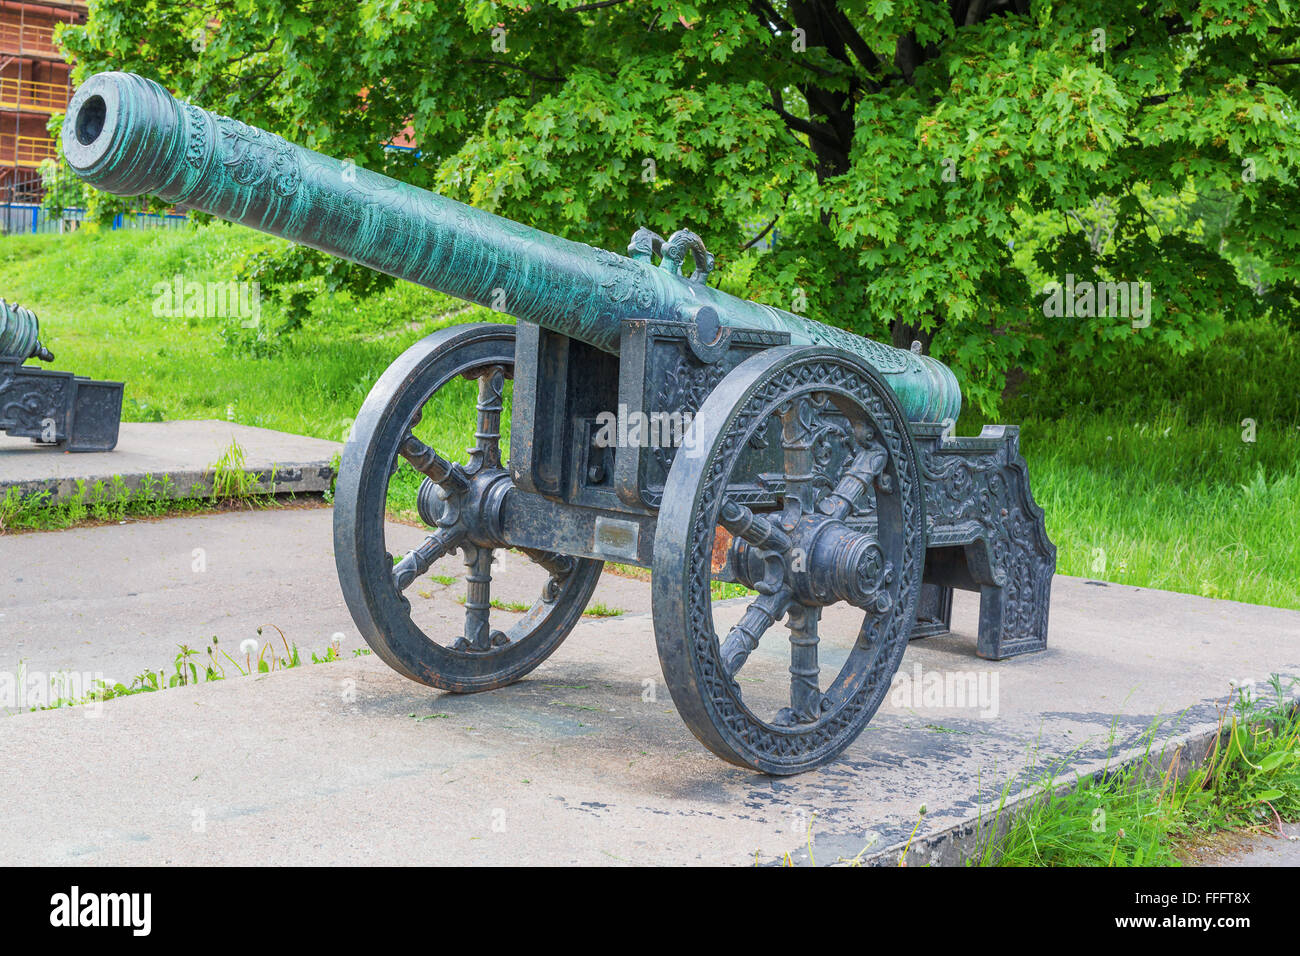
779, 397, 818, 517
399, 432, 469, 493
719, 587, 791, 677
818, 440, 890, 520
718, 498, 792, 552
468, 365, 506, 472
392, 529, 458, 592
777, 604, 823, 726
456, 544, 506, 652
519, 547, 578, 604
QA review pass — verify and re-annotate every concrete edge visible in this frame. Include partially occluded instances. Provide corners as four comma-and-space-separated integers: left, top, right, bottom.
1, 461, 338, 504
854, 687, 1300, 867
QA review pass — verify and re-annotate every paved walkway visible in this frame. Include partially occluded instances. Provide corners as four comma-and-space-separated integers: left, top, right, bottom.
2, 509, 1298, 865
0, 508, 649, 683
1186, 822, 1300, 867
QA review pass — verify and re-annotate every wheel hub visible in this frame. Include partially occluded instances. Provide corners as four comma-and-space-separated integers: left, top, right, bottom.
729, 513, 896, 611
415, 467, 513, 550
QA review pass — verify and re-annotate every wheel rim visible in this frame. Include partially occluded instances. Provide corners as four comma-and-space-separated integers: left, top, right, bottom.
652, 346, 924, 773
334, 323, 602, 692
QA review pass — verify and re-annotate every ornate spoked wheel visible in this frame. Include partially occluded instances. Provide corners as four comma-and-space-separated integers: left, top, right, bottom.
652, 345, 925, 774
334, 323, 603, 692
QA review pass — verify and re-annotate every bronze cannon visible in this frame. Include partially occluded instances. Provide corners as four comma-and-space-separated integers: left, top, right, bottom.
64, 72, 1055, 773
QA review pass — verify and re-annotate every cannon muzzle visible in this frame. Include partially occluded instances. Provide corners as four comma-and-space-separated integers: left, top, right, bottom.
0, 299, 54, 362
64, 71, 960, 422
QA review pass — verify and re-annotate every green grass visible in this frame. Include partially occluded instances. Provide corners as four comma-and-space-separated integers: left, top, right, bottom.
2, 225, 1296, 609
971, 406, 1300, 609
21, 632, 298, 710
0, 438, 291, 533
979, 315, 1300, 609
0, 224, 503, 447
606, 561, 755, 601
0, 472, 281, 533
973, 676, 1300, 866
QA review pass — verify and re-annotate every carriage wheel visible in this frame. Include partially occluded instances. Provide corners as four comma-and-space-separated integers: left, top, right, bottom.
334, 323, 603, 692
652, 346, 925, 774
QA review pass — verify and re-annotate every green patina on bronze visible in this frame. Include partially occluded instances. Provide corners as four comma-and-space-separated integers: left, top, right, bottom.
0, 299, 55, 362
62, 71, 960, 423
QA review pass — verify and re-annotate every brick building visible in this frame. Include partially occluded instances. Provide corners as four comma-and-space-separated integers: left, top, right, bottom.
0, 0, 85, 203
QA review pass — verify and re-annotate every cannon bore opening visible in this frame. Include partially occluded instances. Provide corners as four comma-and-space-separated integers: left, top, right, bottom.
75, 95, 107, 146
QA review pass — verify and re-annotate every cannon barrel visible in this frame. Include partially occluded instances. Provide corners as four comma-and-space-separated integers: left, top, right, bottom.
63, 71, 959, 422
0, 299, 55, 362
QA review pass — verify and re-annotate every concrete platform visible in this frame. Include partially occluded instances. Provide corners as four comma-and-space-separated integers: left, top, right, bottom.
0, 509, 653, 685
0, 420, 340, 502
1, 509, 1298, 865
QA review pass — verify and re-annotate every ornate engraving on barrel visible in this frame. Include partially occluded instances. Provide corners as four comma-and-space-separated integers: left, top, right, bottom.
780, 311, 912, 374
183, 103, 209, 168
597, 249, 659, 314
217, 116, 301, 196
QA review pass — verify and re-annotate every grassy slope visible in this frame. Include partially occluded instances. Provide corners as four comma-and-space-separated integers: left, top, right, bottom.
977, 681, 1300, 866
0, 225, 498, 438
1, 225, 1296, 609
0, 224, 503, 517
1014, 412, 1298, 608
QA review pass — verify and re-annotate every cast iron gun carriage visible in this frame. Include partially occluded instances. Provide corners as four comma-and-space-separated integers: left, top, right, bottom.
64, 72, 1055, 773
0, 299, 123, 451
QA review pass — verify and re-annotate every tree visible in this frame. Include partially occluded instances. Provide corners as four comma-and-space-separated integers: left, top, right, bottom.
56, 1, 1300, 412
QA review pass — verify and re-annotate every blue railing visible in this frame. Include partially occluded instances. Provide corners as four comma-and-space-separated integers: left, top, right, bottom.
0, 203, 188, 235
